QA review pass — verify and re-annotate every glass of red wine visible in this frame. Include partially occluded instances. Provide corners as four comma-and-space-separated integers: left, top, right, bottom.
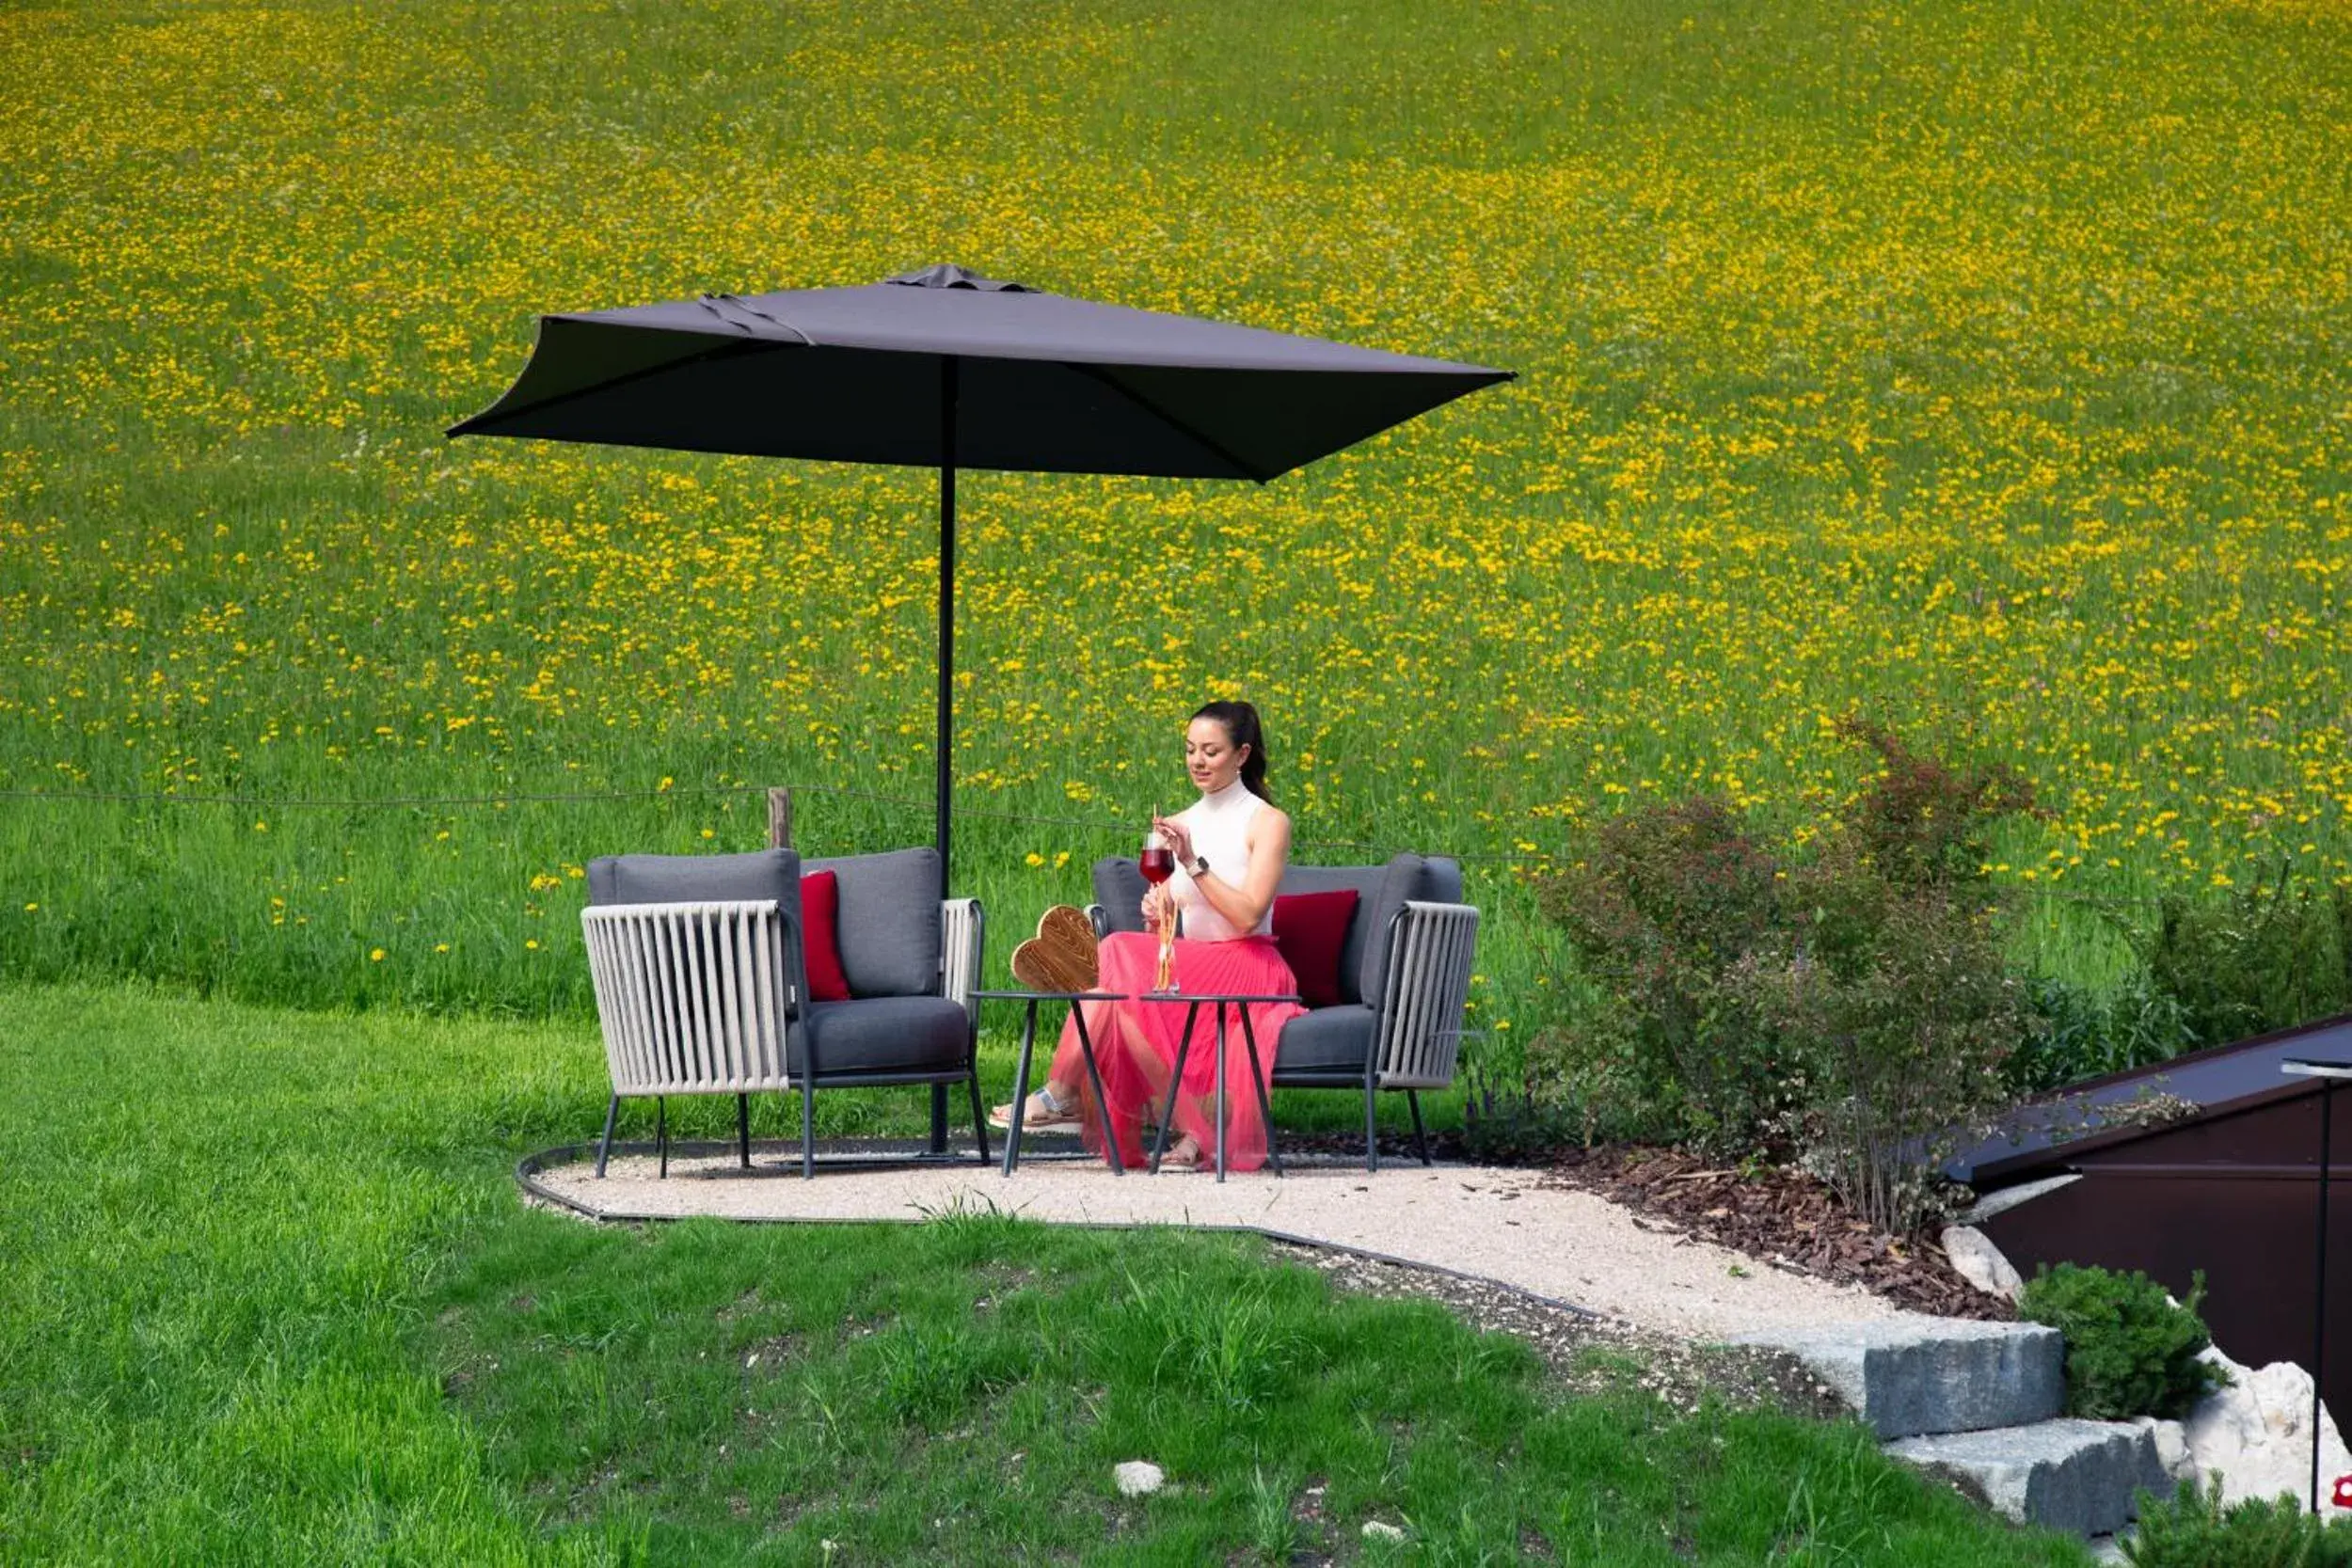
1140, 823, 1178, 992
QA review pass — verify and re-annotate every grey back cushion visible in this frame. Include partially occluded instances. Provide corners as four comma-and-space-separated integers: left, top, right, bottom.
1089, 849, 1456, 1007
1092, 856, 1150, 936
803, 846, 942, 998
587, 847, 804, 915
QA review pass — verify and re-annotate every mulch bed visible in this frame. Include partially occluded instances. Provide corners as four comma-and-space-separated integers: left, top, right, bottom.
1256, 1128, 2014, 1321
1539, 1146, 2013, 1322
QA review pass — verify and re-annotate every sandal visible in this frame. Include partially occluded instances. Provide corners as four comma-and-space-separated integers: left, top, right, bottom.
989, 1086, 1082, 1132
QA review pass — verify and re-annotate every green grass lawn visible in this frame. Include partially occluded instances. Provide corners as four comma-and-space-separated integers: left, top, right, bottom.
0, 979, 2098, 1563
2, 0, 2348, 1030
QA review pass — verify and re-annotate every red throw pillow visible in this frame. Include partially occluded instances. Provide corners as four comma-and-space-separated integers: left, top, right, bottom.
1273, 889, 1359, 1008
800, 870, 851, 1002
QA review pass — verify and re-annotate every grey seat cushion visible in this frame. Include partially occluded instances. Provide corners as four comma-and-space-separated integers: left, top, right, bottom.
1272, 1006, 1375, 1078
795, 995, 970, 1079
804, 847, 942, 998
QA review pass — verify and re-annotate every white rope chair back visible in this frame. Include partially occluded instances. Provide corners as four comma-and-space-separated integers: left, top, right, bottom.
581, 900, 797, 1096
941, 897, 982, 1021
1374, 900, 1481, 1090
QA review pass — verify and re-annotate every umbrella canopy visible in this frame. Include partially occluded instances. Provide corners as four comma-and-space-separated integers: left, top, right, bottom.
450, 263, 1512, 887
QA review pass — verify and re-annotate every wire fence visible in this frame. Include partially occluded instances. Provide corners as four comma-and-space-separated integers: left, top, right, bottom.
0, 781, 1534, 861
0, 781, 2170, 894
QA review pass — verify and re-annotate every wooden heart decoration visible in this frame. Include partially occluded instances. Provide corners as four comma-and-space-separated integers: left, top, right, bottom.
1010, 905, 1099, 994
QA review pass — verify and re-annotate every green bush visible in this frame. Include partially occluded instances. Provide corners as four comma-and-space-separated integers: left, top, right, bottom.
1533, 719, 2035, 1229
2009, 972, 2195, 1096
2018, 1263, 2229, 1420
2122, 1475, 2352, 1568
2146, 859, 2352, 1050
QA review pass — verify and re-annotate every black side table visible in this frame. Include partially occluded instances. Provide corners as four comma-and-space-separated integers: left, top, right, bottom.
1138, 991, 1301, 1182
977, 990, 1126, 1177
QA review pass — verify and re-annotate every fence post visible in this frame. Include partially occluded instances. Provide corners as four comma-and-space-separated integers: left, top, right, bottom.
767, 787, 793, 850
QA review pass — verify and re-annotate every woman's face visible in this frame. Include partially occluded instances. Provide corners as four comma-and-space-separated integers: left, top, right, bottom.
1184, 718, 1247, 793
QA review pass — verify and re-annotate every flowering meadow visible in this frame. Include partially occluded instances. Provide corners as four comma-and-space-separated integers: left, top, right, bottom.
1, 0, 2345, 1022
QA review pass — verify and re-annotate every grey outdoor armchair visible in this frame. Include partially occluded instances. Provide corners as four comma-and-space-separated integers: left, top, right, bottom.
1089, 851, 1479, 1170
581, 846, 987, 1178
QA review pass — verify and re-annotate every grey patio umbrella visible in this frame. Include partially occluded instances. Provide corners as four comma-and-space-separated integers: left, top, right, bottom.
450, 263, 1511, 891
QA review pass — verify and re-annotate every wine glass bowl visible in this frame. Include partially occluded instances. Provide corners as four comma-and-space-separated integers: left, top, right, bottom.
1141, 829, 1179, 993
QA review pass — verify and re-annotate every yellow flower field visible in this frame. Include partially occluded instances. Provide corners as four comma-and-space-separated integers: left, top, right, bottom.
0, 0, 2344, 1015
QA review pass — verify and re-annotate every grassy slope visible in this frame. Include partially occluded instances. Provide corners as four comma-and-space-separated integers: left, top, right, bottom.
0, 980, 2095, 1564
0, 0, 2345, 1029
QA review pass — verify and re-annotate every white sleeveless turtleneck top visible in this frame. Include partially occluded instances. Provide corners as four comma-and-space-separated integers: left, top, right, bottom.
1168, 779, 1270, 941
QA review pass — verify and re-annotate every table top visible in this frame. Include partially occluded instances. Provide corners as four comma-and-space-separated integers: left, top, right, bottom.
1136, 991, 1302, 1006
972, 989, 1128, 1002
2282, 1058, 2352, 1080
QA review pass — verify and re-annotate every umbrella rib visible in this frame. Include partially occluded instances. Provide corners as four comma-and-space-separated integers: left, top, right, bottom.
446, 337, 784, 436
1065, 362, 1274, 483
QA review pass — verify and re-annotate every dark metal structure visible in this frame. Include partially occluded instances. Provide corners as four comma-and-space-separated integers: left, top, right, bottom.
1948, 1010, 2352, 1449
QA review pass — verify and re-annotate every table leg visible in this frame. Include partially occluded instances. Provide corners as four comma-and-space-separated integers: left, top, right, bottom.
1240, 1005, 1281, 1178
1149, 1001, 1200, 1173
1070, 1001, 1120, 1176
1002, 999, 1038, 1179
1214, 1003, 1228, 1183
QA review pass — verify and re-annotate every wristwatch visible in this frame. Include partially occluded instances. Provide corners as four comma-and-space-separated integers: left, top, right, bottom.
1190, 854, 1210, 879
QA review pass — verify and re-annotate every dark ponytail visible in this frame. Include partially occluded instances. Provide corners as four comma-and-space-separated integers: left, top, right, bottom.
1191, 699, 1270, 801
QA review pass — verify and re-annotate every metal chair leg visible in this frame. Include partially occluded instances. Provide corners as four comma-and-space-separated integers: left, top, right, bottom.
595, 1093, 619, 1179
929, 1084, 949, 1155
1149, 1002, 1200, 1173
1364, 1076, 1380, 1175
738, 1093, 751, 1170
657, 1096, 668, 1180
1240, 1006, 1281, 1178
1407, 1089, 1431, 1167
801, 1073, 817, 1180
966, 1071, 991, 1167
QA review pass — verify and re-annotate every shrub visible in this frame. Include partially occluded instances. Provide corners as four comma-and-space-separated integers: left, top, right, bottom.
2122, 1474, 2352, 1568
2018, 1263, 2229, 1420
1534, 796, 1791, 1149
2145, 859, 2352, 1050
1724, 856, 2028, 1232
1533, 719, 2035, 1227
2009, 972, 2194, 1096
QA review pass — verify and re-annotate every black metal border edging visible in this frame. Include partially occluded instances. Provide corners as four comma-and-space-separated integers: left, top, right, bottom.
514, 1142, 1599, 1321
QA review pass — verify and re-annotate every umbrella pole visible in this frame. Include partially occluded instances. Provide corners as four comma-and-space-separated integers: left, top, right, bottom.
936, 356, 958, 900
930, 356, 960, 1156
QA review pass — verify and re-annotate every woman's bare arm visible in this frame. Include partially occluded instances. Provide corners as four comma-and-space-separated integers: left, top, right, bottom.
1189, 808, 1290, 934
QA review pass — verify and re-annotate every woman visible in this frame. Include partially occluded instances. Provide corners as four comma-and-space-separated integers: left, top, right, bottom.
993, 700, 1306, 1171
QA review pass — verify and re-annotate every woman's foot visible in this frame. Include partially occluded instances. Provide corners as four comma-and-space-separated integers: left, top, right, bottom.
1157, 1132, 1208, 1172
989, 1085, 1082, 1132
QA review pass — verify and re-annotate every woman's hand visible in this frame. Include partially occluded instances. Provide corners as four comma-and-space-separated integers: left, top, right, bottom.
1152, 815, 1196, 870
1140, 888, 1162, 930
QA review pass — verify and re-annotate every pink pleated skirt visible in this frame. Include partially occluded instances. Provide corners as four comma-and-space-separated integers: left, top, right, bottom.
1046, 931, 1307, 1172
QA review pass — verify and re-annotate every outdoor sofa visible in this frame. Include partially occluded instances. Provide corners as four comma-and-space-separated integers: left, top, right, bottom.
1089, 851, 1479, 1169
580, 846, 987, 1179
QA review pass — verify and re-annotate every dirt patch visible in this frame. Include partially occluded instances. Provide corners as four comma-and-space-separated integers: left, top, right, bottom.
1539, 1147, 2010, 1322
1268, 1241, 1845, 1421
